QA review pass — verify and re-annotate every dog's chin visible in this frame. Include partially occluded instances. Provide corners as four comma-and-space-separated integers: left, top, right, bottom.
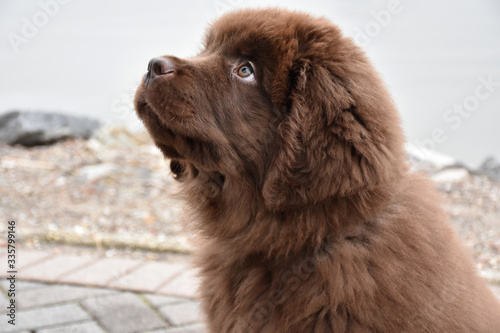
136, 101, 188, 159
157, 143, 184, 159
147, 124, 187, 161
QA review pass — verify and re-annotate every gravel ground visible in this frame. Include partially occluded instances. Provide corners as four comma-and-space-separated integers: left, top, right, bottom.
0, 128, 499, 282
436, 177, 500, 280
0, 128, 191, 253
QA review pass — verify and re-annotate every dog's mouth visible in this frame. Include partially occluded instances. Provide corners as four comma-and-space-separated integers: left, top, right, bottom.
135, 94, 230, 178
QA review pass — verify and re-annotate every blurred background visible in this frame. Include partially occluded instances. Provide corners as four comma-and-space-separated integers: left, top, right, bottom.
0, 2, 499, 331
1, 0, 499, 167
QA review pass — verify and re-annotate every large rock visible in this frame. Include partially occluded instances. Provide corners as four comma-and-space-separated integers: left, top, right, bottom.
479, 157, 500, 182
406, 143, 474, 183
0, 111, 100, 146
406, 143, 458, 171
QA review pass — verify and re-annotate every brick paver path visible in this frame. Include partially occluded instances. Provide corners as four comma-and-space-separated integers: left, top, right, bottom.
1, 248, 499, 332
0, 248, 205, 333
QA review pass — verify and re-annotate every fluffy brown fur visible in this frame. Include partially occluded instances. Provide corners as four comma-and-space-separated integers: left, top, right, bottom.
135, 9, 500, 332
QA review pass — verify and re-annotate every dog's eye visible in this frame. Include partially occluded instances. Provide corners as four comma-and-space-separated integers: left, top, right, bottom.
235, 62, 256, 83
238, 65, 253, 77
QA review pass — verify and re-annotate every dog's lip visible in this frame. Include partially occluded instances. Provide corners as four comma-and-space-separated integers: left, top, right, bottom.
137, 98, 181, 130
137, 95, 233, 172
140, 89, 194, 123
139, 99, 216, 150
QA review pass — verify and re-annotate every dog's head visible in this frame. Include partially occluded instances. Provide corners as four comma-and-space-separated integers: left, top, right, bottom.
135, 9, 406, 212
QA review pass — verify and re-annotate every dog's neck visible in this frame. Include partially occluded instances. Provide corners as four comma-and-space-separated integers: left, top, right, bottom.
183, 167, 400, 260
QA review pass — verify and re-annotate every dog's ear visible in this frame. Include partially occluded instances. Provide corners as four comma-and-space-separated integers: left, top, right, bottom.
262, 57, 403, 211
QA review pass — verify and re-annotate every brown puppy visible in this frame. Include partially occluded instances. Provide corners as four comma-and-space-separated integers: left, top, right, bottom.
135, 9, 500, 332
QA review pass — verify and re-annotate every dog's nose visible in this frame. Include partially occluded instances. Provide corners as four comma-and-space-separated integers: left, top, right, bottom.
145, 57, 175, 84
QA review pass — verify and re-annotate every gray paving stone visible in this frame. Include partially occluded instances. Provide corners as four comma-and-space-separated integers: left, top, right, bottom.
38, 321, 106, 333
17, 249, 53, 270
81, 292, 168, 333
0, 250, 52, 278
20, 254, 97, 282
1, 281, 53, 313
159, 301, 202, 326
1, 303, 90, 332
62, 257, 144, 287
0, 253, 6, 269
18, 284, 114, 309
0, 289, 9, 313
144, 294, 188, 307
110, 261, 186, 293
157, 269, 200, 299
0, 280, 48, 291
